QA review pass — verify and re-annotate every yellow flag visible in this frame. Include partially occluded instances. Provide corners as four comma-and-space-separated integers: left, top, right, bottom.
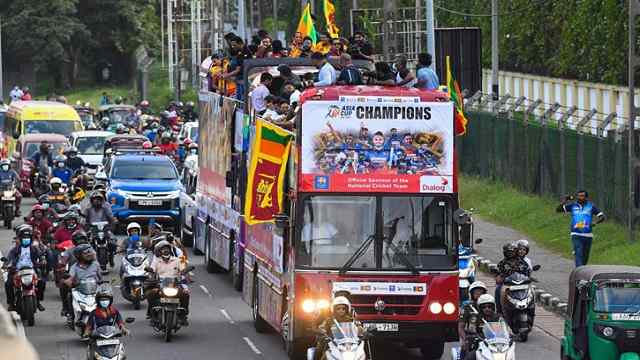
323, 0, 340, 38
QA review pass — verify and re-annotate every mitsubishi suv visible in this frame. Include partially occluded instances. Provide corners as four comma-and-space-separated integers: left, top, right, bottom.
101, 152, 183, 229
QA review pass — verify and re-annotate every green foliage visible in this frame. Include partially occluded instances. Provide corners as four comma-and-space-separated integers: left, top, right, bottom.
435, 0, 629, 85
460, 176, 640, 265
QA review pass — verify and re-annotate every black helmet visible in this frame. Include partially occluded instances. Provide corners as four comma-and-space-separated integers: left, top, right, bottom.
64, 213, 79, 229
16, 224, 33, 238
38, 194, 50, 204
72, 230, 88, 245
90, 191, 104, 201
503, 243, 517, 258
73, 243, 93, 258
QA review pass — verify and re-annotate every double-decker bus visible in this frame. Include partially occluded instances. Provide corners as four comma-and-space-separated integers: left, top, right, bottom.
195, 58, 460, 359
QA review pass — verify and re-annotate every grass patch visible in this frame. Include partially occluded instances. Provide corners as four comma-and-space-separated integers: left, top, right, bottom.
459, 175, 640, 265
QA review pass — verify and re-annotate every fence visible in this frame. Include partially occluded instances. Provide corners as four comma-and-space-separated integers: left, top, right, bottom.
458, 92, 629, 223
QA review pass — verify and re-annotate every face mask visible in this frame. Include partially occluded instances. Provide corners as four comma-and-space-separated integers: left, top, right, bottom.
57, 163, 65, 168
190, 149, 197, 155
42, 203, 50, 210
21, 238, 31, 247
99, 300, 110, 308
130, 234, 140, 242
0, 165, 9, 171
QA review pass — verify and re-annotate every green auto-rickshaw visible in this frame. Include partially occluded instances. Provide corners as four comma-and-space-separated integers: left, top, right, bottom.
562, 265, 640, 360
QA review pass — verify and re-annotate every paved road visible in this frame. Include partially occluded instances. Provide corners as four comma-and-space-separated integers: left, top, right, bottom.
7, 199, 563, 360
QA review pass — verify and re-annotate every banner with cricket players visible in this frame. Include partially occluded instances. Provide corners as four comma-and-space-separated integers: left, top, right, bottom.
299, 100, 454, 193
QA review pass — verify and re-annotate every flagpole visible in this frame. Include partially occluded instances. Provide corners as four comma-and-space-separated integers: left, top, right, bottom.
425, 0, 436, 72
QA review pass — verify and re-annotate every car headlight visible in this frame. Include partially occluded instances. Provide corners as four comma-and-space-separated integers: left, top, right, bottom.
162, 287, 179, 297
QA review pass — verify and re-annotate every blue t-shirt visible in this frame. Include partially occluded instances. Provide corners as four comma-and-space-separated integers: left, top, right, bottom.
562, 201, 603, 237
416, 67, 440, 90
53, 168, 73, 184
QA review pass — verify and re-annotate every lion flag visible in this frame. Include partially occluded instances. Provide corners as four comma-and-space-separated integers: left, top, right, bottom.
323, 0, 340, 38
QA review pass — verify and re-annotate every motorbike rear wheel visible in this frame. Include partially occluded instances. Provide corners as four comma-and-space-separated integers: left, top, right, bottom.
164, 311, 174, 342
22, 296, 36, 327
97, 247, 108, 272
133, 298, 141, 310
4, 205, 13, 229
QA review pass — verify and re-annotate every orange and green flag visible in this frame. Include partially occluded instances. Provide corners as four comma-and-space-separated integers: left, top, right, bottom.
297, 3, 318, 44
446, 56, 468, 136
244, 119, 293, 225
323, 0, 340, 38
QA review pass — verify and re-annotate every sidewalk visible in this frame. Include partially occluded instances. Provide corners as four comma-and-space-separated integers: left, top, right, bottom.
472, 217, 574, 302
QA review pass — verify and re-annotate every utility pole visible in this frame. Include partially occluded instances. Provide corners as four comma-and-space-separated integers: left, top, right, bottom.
273, 0, 278, 38
168, 0, 174, 90
0, 17, 3, 101
161, 0, 165, 68
491, 0, 499, 99
238, 0, 247, 41
425, 0, 436, 72
628, 0, 640, 242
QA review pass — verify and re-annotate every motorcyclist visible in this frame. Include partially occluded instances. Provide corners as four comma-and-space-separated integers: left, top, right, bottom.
158, 132, 178, 157
495, 242, 531, 314
55, 230, 88, 316
47, 177, 71, 207
52, 155, 73, 184
143, 222, 163, 250
29, 141, 54, 174
458, 281, 488, 359
84, 284, 129, 340
145, 240, 190, 325
461, 294, 503, 360
138, 100, 152, 115
182, 101, 198, 122
117, 222, 143, 253
3, 225, 46, 311
27, 204, 53, 244
62, 244, 102, 317
0, 159, 22, 215
83, 191, 116, 227
54, 213, 83, 246
187, 143, 198, 156
37, 194, 57, 220
313, 296, 364, 360
64, 146, 85, 172
144, 121, 160, 143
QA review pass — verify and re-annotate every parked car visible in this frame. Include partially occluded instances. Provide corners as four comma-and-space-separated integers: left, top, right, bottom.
12, 134, 69, 196
100, 152, 183, 230
179, 152, 198, 247
69, 130, 111, 175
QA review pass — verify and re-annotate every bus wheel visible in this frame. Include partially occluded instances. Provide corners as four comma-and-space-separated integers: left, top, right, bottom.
420, 340, 444, 360
252, 277, 269, 333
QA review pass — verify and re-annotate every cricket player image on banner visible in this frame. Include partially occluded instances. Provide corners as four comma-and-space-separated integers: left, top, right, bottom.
300, 100, 454, 193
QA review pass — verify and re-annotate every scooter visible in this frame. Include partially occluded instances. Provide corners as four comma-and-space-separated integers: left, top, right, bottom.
501, 265, 540, 342
69, 278, 98, 337
0, 179, 17, 229
120, 247, 149, 310
90, 222, 111, 274
86, 320, 134, 360
451, 319, 516, 360
306, 320, 372, 360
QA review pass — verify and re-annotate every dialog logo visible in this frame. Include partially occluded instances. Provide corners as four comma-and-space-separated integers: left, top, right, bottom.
420, 176, 451, 193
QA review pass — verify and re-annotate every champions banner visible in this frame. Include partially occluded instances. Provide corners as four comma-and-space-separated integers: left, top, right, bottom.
300, 100, 454, 193
244, 119, 293, 225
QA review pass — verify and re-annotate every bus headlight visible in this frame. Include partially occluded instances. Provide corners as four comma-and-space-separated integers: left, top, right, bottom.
302, 299, 316, 313
429, 302, 442, 314
443, 302, 456, 315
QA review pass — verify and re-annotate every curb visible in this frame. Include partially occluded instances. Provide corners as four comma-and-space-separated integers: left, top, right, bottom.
473, 255, 568, 319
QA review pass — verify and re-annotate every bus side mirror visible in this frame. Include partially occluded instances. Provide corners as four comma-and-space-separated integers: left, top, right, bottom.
474, 238, 483, 244
453, 208, 470, 225
533, 264, 542, 271
274, 214, 289, 229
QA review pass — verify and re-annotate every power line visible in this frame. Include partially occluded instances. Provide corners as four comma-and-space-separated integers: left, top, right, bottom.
434, 0, 548, 18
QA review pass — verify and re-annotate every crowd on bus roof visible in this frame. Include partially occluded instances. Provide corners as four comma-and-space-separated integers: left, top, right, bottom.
205, 29, 441, 128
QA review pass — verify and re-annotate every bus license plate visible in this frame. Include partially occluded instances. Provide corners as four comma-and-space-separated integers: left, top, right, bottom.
160, 298, 180, 303
368, 323, 399, 332
96, 339, 120, 346
138, 199, 162, 206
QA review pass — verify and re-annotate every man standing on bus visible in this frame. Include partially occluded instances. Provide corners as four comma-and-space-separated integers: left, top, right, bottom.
311, 52, 337, 87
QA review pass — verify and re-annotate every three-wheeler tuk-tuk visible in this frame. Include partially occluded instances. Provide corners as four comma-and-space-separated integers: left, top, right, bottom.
562, 265, 640, 360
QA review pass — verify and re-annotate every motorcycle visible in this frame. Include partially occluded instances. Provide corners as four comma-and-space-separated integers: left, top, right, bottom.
451, 319, 515, 360
90, 222, 111, 274
306, 321, 371, 360
501, 266, 540, 342
148, 265, 194, 342
86, 322, 134, 360
69, 278, 98, 336
32, 169, 50, 197
3, 262, 39, 327
120, 247, 149, 309
458, 240, 482, 303
0, 179, 16, 229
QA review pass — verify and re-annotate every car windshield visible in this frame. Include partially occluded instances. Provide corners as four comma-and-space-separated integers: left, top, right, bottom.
111, 161, 177, 180
76, 136, 107, 155
594, 282, 640, 313
296, 195, 454, 271
107, 110, 131, 124
25, 142, 67, 158
25, 120, 78, 135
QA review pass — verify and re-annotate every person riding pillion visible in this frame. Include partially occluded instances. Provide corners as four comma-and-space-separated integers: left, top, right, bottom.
461, 294, 503, 360
64, 146, 85, 173
0, 159, 22, 214
495, 242, 530, 314
47, 177, 71, 207
52, 155, 73, 184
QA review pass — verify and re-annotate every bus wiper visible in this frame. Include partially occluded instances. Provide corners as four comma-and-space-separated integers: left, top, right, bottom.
339, 234, 375, 275
385, 240, 419, 275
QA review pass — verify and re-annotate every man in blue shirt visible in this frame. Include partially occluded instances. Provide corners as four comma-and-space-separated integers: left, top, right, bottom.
415, 53, 439, 90
557, 190, 605, 267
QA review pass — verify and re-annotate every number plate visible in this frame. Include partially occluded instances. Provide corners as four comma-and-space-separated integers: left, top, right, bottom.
160, 297, 180, 303
96, 339, 120, 346
138, 199, 162, 206
366, 323, 399, 332
508, 285, 530, 291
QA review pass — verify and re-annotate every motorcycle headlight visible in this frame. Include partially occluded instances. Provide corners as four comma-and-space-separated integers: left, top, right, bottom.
162, 287, 179, 297
3, 190, 13, 198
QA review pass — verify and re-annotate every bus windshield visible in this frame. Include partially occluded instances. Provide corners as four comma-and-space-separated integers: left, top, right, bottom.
296, 195, 455, 271
25, 120, 78, 135
595, 282, 640, 313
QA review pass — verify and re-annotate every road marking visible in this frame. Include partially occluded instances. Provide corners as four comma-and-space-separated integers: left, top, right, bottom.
199, 285, 212, 297
219, 309, 235, 324
243, 337, 262, 355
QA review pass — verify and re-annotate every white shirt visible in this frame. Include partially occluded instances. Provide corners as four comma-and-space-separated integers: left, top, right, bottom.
314, 62, 337, 87
9, 88, 23, 102
251, 84, 270, 112
289, 90, 301, 105
17, 247, 32, 269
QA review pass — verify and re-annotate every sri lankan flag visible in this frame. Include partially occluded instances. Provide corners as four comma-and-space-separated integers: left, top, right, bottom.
244, 119, 293, 225
297, 3, 318, 44
323, 0, 340, 38
446, 56, 468, 136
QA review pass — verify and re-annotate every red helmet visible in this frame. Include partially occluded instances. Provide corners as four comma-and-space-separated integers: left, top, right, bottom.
31, 204, 45, 212
142, 141, 153, 149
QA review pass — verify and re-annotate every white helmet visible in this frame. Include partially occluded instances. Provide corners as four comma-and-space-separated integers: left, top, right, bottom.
49, 177, 62, 185
127, 222, 141, 234
477, 294, 496, 308
332, 296, 351, 313
469, 281, 487, 295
